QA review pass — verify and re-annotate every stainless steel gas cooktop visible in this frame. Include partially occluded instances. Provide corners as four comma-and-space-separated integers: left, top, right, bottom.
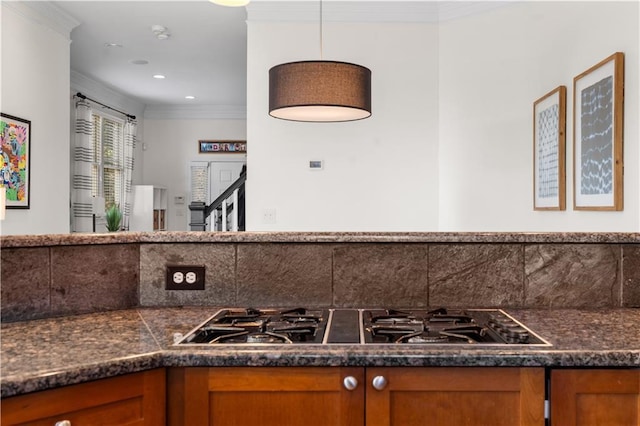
172, 307, 551, 347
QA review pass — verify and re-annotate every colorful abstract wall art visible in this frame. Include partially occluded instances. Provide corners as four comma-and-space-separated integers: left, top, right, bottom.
0, 113, 31, 208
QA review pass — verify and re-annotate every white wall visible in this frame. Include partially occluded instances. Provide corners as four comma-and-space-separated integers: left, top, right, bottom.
5, 1, 637, 234
247, 1, 639, 232
0, 4, 73, 235
438, 1, 639, 231
246, 21, 440, 231
142, 118, 246, 231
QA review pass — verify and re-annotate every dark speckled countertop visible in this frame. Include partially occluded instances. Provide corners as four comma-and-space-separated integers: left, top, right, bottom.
2, 307, 639, 398
3, 231, 640, 248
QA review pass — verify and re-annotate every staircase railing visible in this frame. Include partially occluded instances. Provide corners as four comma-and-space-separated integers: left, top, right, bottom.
189, 170, 246, 231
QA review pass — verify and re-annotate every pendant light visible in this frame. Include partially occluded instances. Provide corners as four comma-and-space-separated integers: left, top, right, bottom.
268, 0, 372, 122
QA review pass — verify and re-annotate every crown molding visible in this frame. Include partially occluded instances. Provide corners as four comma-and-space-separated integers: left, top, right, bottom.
248, 1, 438, 22
247, 1, 514, 23
71, 70, 146, 118
2, 1, 80, 40
144, 104, 247, 120
72, 70, 245, 120
437, 1, 514, 21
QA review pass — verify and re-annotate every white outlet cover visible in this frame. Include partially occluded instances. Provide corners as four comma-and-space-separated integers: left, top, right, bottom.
185, 271, 197, 284
262, 208, 276, 224
173, 271, 184, 284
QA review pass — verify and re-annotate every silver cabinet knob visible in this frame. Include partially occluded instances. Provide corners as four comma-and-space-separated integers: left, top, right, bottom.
55, 421, 71, 426
343, 376, 359, 391
372, 375, 387, 390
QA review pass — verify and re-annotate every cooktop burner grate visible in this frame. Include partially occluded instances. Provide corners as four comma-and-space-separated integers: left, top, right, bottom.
172, 308, 551, 347
361, 308, 550, 346
175, 308, 330, 345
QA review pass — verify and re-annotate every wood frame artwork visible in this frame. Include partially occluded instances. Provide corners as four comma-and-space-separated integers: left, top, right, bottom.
573, 52, 624, 211
0, 113, 31, 209
533, 86, 566, 210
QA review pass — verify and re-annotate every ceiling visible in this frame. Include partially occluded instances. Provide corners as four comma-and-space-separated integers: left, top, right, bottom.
55, 1, 248, 109
53, 1, 511, 113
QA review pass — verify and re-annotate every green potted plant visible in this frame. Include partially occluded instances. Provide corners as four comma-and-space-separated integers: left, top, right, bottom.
105, 204, 122, 232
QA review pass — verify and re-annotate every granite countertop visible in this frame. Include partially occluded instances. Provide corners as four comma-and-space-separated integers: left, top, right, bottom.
3, 231, 640, 248
2, 307, 639, 398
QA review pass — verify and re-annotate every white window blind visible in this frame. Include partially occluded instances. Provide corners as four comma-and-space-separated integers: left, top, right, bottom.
91, 113, 124, 208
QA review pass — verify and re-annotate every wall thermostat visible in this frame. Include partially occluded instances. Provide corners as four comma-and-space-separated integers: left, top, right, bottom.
309, 160, 323, 170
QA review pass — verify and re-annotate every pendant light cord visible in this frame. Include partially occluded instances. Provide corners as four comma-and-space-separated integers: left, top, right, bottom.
319, 0, 323, 59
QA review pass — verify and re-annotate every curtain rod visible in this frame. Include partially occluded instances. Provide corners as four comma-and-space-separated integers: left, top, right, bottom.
75, 92, 136, 120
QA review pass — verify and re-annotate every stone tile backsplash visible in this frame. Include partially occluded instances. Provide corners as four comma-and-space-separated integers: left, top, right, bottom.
429, 244, 524, 307
50, 244, 139, 316
1, 248, 51, 321
2, 240, 638, 322
622, 244, 640, 307
1, 245, 140, 322
524, 244, 621, 308
140, 243, 236, 307
138, 242, 630, 309
236, 244, 333, 307
333, 244, 429, 308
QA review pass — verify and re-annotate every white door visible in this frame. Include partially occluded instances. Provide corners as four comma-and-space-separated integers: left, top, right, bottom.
210, 161, 245, 201
209, 161, 245, 230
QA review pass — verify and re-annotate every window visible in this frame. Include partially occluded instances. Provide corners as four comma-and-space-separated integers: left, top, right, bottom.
91, 113, 124, 208
190, 162, 209, 203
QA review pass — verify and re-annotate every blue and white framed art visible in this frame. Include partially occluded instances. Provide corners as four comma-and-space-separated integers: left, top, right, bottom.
573, 52, 624, 211
533, 86, 566, 210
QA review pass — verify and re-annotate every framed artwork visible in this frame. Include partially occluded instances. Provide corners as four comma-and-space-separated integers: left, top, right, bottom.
199, 140, 246, 154
573, 52, 625, 211
533, 86, 566, 210
0, 113, 31, 209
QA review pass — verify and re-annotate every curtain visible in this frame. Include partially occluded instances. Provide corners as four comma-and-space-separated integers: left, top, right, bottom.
71, 101, 94, 232
121, 118, 137, 230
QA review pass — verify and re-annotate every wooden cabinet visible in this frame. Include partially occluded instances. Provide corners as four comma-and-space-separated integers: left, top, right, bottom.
366, 367, 544, 426
168, 367, 544, 426
168, 367, 364, 426
551, 369, 640, 426
1, 369, 166, 426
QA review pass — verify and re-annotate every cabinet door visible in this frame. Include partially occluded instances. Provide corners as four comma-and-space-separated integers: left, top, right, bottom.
1, 368, 166, 426
551, 369, 640, 426
168, 367, 364, 426
365, 367, 545, 426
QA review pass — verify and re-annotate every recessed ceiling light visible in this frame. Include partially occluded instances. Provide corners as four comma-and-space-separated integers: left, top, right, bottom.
185, 95, 196, 100
151, 25, 171, 40
153, 74, 166, 79
130, 59, 149, 65
104, 43, 123, 48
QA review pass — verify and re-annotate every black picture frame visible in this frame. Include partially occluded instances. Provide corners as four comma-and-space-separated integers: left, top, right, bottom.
198, 140, 246, 154
0, 113, 31, 209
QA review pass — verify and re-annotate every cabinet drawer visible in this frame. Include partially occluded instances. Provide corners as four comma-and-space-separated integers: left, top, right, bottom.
1, 369, 166, 426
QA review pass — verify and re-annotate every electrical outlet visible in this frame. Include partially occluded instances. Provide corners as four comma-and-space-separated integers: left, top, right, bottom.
166, 265, 205, 290
262, 208, 276, 224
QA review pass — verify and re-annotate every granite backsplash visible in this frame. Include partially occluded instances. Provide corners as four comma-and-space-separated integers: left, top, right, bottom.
2, 232, 639, 322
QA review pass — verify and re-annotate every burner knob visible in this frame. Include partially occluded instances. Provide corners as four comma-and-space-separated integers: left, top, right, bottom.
372, 375, 388, 391
343, 376, 359, 391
